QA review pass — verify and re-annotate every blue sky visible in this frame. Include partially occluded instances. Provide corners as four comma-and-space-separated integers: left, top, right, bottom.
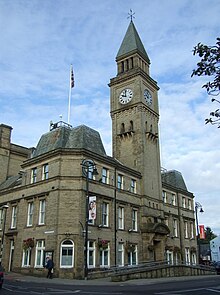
1, 0, 220, 235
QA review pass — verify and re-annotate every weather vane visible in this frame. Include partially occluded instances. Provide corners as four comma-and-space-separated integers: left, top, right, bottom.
128, 9, 135, 21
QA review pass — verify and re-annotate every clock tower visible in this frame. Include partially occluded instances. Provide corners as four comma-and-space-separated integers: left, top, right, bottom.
109, 20, 162, 203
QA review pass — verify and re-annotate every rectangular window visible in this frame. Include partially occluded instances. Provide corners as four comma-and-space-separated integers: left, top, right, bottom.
188, 199, 192, 210
22, 248, 31, 267
164, 217, 169, 227
99, 246, 110, 267
27, 202, 34, 227
102, 202, 109, 227
185, 247, 190, 265
173, 219, 178, 237
31, 167, 37, 184
184, 221, 188, 238
102, 168, 109, 184
117, 243, 124, 267
190, 222, 194, 239
42, 164, 49, 180
130, 179, 136, 193
35, 240, 45, 267
132, 209, 138, 231
38, 200, 46, 225
0, 210, 3, 230
117, 174, 123, 190
127, 245, 137, 266
118, 206, 124, 230
182, 197, 186, 208
88, 241, 95, 268
11, 206, 17, 229
162, 190, 167, 203
171, 194, 176, 206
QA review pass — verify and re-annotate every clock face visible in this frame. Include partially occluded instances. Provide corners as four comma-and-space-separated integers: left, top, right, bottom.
119, 88, 133, 104
144, 89, 152, 106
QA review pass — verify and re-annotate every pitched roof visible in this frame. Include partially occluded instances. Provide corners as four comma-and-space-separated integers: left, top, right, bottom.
116, 21, 150, 63
33, 125, 106, 157
161, 170, 188, 191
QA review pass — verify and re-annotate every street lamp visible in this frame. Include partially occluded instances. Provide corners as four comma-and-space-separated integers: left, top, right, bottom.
195, 201, 204, 264
0, 205, 9, 265
81, 159, 98, 280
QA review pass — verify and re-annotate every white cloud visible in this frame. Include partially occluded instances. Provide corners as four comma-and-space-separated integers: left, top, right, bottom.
1, 0, 220, 235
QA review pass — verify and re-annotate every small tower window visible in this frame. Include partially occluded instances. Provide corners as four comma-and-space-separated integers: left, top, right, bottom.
121, 61, 124, 73
121, 123, 125, 133
129, 120, 134, 131
131, 57, 134, 69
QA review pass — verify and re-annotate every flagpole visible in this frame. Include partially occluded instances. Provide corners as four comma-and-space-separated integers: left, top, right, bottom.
67, 65, 73, 125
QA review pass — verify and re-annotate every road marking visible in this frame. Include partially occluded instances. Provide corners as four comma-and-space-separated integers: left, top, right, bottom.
206, 289, 220, 293
155, 287, 205, 294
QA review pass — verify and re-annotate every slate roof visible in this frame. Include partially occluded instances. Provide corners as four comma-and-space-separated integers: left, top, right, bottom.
116, 20, 150, 63
33, 125, 106, 158
0, 175, 22, 190
161, 170, 188, 192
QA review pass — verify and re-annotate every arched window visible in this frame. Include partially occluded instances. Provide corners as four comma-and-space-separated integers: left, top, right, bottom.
150, 124, 153, 133
129, 120, 134, 131
60, 239, 74, 268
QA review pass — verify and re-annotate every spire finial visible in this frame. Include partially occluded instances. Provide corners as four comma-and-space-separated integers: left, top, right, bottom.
128, 9, 135, 22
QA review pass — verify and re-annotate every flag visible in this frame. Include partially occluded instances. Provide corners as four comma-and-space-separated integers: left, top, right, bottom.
70, 65, 74, 88
199, 225, 205, 239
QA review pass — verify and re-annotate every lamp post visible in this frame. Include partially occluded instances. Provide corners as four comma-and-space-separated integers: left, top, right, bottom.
195, 201, 204, 264
81, 159, 98, 280
0, 205, 9, 265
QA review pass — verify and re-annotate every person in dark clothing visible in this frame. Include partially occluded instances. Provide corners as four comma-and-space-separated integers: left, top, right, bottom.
45, 256, 54, 279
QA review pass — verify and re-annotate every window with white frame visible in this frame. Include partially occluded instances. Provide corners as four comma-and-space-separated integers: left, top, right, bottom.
99, 244, 110, 267
60, 240, 74, 268
117, 174, 123, 190
102, 202, 109, 227
38, 199, 46, 225
173, 219, 178, 237
166, 250, 174, 265
171, 194, 176, 206
190, 222, 194, 239
130, 179, 136, 193
185, 247, 190, 265
27, 202, 34, 227
0, 209, 3, 230
182, 197, 186, 208
117, 243, 124, 267
42, 164, 49, 180
188, 199, 192, 210
162, 190, 167, 203
22, 248, 32, 267
35, 240, 45, 267
127, 245, 137, 266
88, 241, 95, 268
132, 209, 138, 231
184, 221, 188, 238
191, 252, 196, 265
31, 167, 37, 184
164, 216, 169, 227
11, 206, 17, 229
118, 206, 124, 230
102, 168, 109, 184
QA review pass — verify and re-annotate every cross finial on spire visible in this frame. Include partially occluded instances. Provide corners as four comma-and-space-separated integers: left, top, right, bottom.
128, 9, 135, 22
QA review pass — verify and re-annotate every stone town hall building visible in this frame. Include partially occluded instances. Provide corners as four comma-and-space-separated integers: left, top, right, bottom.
0, 21, 197, 279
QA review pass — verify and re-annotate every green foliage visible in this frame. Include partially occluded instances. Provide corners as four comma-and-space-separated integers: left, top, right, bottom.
192, 38, 220, 127
200, 226, 217, 244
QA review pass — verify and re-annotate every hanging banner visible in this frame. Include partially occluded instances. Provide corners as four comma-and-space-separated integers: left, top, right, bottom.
89, 196, 96, 220
199, 225, 205, 239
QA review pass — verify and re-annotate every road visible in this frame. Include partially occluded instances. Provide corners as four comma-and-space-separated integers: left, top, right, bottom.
2, 275, 220, 294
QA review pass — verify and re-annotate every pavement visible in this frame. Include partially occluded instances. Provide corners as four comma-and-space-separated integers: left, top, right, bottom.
4, 271, 219, 286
